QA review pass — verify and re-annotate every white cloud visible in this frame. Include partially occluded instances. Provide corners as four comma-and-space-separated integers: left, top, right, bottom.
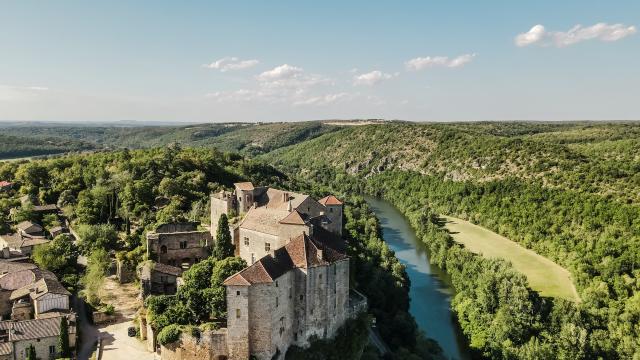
203, 57, 259, 71
0, 85, 49, 102
256, 64, 330, 89
405, 54, 476, 71
515, 23, 637, 47
353, 70, 395, 86
292, 92, 352, 106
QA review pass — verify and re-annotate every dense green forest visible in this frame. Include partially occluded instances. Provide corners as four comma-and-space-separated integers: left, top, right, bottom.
0, 121, 337, 159
263, 122, 640, 359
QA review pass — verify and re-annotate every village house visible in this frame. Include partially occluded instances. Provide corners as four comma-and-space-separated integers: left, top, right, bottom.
0, 314, 76, 360
14, 222, 42, 238
0, 234, 49, 259
139, 261, 183, 298
0, 261, 75, 359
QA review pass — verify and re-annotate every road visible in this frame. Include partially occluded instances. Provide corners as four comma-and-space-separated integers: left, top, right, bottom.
368, 326, 390, 355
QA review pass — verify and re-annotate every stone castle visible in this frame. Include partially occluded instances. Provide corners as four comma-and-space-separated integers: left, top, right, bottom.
145, 183, 366, 360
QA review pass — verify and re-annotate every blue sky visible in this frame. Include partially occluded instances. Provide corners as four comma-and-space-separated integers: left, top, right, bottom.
1, 1, 638, 122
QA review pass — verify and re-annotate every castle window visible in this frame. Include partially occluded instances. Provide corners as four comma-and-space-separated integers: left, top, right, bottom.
236, 309, 241, 318
329, 208, 333, 213
265, 242, 271, 252
49, 346, 56, 355
244, 237, 249, 246
160, 245, 167, 254
276, 297, 279, 308
236, 290, 240, 296
289, 288, 292, 299
275, 281, 278, 287
294, 333, 298, 341
299, 295, 303, 301
179, 241, 187, 249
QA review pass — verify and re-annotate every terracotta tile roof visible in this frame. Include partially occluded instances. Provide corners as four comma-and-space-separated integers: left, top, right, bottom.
318, 195, 343, 206
278, 210, 307, 225
151, 262, 183, 277
0, 314, 76, 342
0, 261, 37, 275
0, 181, 12, 187
238, 207, 290, 236
260, 188, 309, 211
10, 277, 70, 300
224, 233, 348, 286
234, 182, 255, 191
16, 221, 42, 233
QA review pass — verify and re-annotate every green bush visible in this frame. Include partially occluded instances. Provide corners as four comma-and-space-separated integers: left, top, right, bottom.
157, 324, 182, 345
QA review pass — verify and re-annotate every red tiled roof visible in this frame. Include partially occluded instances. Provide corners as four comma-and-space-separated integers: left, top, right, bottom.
0, 181, 12, 187
278, 210, 307, 225
223, 233, 347, 286
318, 195, 343, 206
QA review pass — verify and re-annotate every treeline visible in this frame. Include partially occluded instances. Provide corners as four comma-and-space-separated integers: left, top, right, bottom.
0, 134, 93, 159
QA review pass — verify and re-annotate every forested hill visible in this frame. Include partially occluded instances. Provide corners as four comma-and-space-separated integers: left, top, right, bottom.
265, 122, 640, 204
0, 121, 338, 159
263, 121, 640, 359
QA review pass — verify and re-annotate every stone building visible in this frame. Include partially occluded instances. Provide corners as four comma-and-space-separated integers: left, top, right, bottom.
0, 234, 49, 259
139, 261, 183, 298
146, 222, 212, 269
223, 230, 352, 360
210, 182, 343, 266
0, 314, 76, 360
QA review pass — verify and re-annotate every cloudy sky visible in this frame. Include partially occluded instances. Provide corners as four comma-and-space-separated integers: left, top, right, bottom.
1, 1, 638, 122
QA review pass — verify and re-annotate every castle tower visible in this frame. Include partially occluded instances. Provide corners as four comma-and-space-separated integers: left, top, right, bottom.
318, 195, 343, 236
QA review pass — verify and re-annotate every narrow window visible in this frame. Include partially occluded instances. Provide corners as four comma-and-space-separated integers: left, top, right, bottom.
275, 281, 278, 287
265, 242, 271, 252
319, 274, 322, 280
236, 309, 241, 318
299, 294, 303, 301
289, 288, 292, 299
329, 208, 333, 213
49, 346, 56, 354
244, 237, 249, 246
276, 296, 279, 308
236, 290, 240, 296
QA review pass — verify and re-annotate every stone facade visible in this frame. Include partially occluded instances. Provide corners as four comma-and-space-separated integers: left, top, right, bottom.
160, 329, 229, 360
139, 262, 182, 298
224, 232, 351, 360
146, 223, 212, 269
210, 191, 236, 238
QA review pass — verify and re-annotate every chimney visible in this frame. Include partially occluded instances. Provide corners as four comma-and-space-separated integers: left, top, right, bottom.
287, 200, 292, 212
283, 192, 290, 202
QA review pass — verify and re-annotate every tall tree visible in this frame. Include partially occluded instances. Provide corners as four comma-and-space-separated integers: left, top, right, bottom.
58, 316, 71, 358
213, 214, 234, 260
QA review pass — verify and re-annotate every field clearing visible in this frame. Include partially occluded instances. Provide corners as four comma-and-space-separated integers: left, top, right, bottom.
442, 215, 580, 302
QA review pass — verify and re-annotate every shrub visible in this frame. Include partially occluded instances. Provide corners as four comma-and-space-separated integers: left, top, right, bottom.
157, 324, 182, 345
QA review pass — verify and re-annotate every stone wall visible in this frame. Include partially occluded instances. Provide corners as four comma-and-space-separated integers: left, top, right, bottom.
226, 285, 249, 360
116, 259, 136, 283
160, 329, 229, 360
147, 231, 212, 267
238, 228, 278, 265
210, 192, 235, 238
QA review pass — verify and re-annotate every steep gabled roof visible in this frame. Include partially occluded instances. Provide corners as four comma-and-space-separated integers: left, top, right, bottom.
223, 233, 347, 286
318, 195, 343, 206
278, 210, 307, 225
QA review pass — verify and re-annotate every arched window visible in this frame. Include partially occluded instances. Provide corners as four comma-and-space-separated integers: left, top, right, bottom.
160, 245, 167, 254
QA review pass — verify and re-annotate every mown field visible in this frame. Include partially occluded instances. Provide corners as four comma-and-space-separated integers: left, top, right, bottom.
442, 215, 579, 301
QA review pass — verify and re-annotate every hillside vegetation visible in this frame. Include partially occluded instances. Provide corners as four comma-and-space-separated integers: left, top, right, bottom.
0, 121, 337, 159
264, 122, 640, 359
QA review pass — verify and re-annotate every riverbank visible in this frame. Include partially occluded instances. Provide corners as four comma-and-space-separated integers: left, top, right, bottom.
365, 196, 471, 360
